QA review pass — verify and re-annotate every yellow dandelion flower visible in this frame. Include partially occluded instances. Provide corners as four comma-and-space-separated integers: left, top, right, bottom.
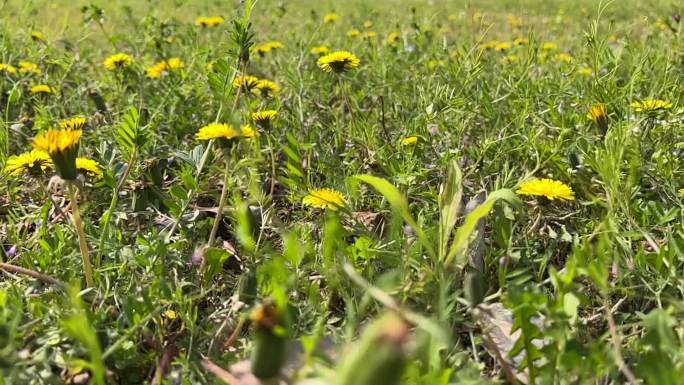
323, 13, 339, 23
577, 67, 593, 77
481, 40, 499, 50
0, 63, 17, 74
255, 79, 280, 98
196, 123, 240, 141
494, 42, 512, 52
252, 110, 277, 127
501, 55, 519, 64
19, 61, 41, 75
255, 41, 283, 56
241, 124, 258, 138
555, 53, 573, 63
30, 31, 45, 41
363, 20, 374, 28
31, 84, 53, 94
4, 150, 52, 177
428, 59, 446, 69
76, 157, 103, 178
507, 15, 524, 28
401, 136, 419, 146
387, 32, 402, 44
60, 116, 87, 131
233, 75, 260, 93
33, 128, 82, 180
347, 29, 361, 39
145, 58, 183, 79
302, 188, 346, 211
516, 179, 575, 201
166, 58, 184, 70
513, 37, 529, 46
631, 99, 673, 112
542, 42, 558, 51
195, 16, 225, 27
363, 31, 377, 39
311, 46, 330, 56
586, 104, 607, 123
103, 53, 133, 70
317, 51, 360, 73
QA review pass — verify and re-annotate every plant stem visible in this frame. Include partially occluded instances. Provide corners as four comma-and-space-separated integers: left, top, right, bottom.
69, 183, 95, 287
208, 155, 232, 246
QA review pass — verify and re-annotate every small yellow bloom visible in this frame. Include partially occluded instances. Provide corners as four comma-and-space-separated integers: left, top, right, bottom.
195, 16, 225, 27
233, 75, 260, 93
0, 63, 17, 74
364, 31, 377, 39
164, 310, 177, 319
494, 42, 512, 52
30, 31, 45, 41
76, 157, 103, 178
387, 32, 402, 44
255, 79, 280, 98
4, 150, 52, 177
323, 13, 339, 23
145, 58, 183, 78
60, 116, 87, 131
631, 99, 673, 112
19, 61, 41, 75
507, 15, 524, 28
33, 128, 82, 180
310, 46, 330, 56
428, 60, 446, 70
103, 53, 134, 70
501, 55, 519, 64
31, 84, 53, 94
363, 20, 373, 28
513, 37, 529, 46
241, 125, 258, 138
347, 29, 361, 39
317, 51, 360, 73
401, 136, 419, 146
302, 188, 346, 211
196, 123, 240, 141
480, 40, 499, 50
251, 110, 277, 127
516, 179, 575, 201
586, 104, 607, 123
555, 53, 573, 63
255, 41, 283, 56
541, 42, 558, 51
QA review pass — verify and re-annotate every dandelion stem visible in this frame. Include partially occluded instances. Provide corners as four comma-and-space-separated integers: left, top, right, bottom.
69, 184, 95, 287
208, 155, 232, 246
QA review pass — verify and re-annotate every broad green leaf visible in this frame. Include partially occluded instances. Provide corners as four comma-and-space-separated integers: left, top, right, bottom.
352, 174, 436, 259
203, 247, 231, 283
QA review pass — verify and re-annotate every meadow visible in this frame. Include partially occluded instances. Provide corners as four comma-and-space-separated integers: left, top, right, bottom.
0, 0, 683, 384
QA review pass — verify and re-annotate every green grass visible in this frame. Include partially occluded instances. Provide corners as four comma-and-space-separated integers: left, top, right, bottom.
1, 0, 683, 384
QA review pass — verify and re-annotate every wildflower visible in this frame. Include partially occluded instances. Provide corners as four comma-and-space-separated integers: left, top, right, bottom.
516, 179, 575, 201
481, 40, 499, 50
364, 31, 377, 39
310, 46, 330, 55
387, 32, 402, 44
317, 51, 360, 73
495, 42, 512, 52
501, 55, 519, 64
146, 58, 183, 78
31, 84, 53, 94
631, 99, 673, 112
255, 79, 280, 98
555, 53, 573, 63
4, 150, 52, 177
255, 41, 283, 56
401, 136, 419, 146
347, 29, 361, 38
76, 158, 103, 178
195, 16, 225, 27
196, 123, 241, 148
363, 20, 373, 28
323, 13, 339, 23
302, 188, 346, 211
18, 61, 41, 75
241, 125, 258, 138
252, 110, 277, 128
0, 63, 17, 74
30, 31, 45, 41
233, 75, 260, 93
60, 116, 87, 130
587, 104, 608, 133
103, 53, 133, 70
577, 67, 593, 77
541, 42, 558, 51
513, 37, 529, 46
507, 15, 524, 28
33, 128, 82, 180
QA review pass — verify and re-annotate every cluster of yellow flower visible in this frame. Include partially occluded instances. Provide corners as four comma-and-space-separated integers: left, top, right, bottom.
255, 41, 284, 56
194, 16, 225, 27
232, 75, 280, 97
145, 58, 184, 78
